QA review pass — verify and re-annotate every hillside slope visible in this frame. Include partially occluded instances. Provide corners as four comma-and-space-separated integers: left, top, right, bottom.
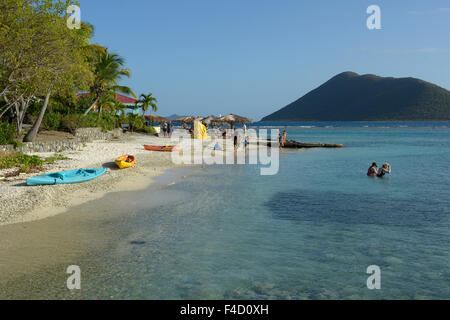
262, 72, 450, 121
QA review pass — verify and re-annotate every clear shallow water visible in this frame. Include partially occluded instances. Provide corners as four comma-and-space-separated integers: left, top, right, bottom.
75, 123, 450, 299
3, 123, 449, 299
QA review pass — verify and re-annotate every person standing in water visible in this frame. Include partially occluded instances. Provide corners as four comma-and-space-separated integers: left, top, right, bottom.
377, 163, 391, 177
367, 162, 378, 177
281, 130, 287, 147
367, 162, 391, 177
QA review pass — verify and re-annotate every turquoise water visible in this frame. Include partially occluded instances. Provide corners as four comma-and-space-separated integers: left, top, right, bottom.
70, 123, 449, 299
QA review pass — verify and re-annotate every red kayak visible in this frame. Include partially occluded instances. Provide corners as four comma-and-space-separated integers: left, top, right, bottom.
144, 145, 181, 152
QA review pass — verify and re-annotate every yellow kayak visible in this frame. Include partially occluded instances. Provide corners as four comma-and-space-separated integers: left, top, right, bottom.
115, 155, 136, 169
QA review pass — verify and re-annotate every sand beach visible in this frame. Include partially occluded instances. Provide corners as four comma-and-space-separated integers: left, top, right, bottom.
0, 133, 184, 226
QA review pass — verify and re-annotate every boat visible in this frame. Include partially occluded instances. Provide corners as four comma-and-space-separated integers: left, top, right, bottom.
115, 154, 136, 169
27, 168, 107, 186
144, 145, 181, 152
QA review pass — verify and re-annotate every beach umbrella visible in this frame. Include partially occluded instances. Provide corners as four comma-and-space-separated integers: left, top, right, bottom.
144, 114, 169, 124
218, 114, 253, 128
173, 116, 189, 122
202, 115, 219, 125
173, 116, 204, 123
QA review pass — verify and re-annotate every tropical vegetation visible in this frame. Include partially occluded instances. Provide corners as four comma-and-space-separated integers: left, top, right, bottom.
136, 93, 158, 116
0, 0, 158, 146
0, 152, 68, 173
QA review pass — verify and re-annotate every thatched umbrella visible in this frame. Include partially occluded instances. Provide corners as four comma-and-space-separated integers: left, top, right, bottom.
174, 116, 203, 124
218, 114, 253, 128
144, 114, 169, 125
173, 116, 190, 123
202, 115, 219, 126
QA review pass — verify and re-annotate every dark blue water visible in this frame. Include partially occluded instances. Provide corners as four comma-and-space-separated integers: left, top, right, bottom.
59, 122, 448, 300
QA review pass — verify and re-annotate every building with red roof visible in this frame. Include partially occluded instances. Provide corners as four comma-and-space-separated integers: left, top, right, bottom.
76, 92, 142, 107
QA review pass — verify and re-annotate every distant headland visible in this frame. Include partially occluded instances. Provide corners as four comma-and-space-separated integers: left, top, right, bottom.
261, 72, 450, 121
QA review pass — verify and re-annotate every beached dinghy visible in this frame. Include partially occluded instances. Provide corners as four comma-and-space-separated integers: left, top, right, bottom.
144, 145, 181, 152
27, 168, 107, 186
115, 154, 136, 169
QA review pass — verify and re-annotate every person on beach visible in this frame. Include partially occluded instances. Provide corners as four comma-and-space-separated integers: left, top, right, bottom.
278, 132, 282, 147
234, 133, 238, 151
162, 122, 168, 137
167, 122, 171, 138
244, 136, 249, 149
367, 162, 378, 177
281, 130, 287, 147
377, 163, 391, 177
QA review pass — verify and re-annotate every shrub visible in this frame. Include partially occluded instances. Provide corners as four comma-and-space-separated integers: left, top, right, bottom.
11, 140, 25, 149
60, 113, 118, 133
0, 152, 45, 172
0, 121, 16, 145
42, 112, 62, 131
126, 114, 144, 132
97, 113, 116, 132
143, 126, 157, 135
45, 153, 69, 164
76, 95, 95, 114
60, 114, 82, 133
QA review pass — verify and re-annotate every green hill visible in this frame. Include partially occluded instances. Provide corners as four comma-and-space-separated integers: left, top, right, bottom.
261, 72, 450, 121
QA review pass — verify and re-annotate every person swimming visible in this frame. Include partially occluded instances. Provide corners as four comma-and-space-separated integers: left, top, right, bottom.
367, 162, 391, 177
376, 163, 391, 177
367, 162, 378, 177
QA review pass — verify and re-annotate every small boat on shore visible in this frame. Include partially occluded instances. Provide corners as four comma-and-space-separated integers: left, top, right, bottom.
144, 145, 181, 152
27, 168, 107, 186
115, 155, 136, 169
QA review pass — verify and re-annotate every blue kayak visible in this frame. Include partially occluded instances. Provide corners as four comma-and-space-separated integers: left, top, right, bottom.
27, 168, 107, 186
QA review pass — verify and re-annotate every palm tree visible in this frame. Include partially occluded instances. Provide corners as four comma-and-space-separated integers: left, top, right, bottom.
94, 89, 125, 116
84, 50, 136, 115
136, 93, 158, 116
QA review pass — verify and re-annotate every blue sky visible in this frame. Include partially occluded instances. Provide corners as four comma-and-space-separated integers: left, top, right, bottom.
78, 0, 450, 120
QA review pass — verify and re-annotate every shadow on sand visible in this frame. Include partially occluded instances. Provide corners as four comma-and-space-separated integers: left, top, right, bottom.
102, 162, 119, 170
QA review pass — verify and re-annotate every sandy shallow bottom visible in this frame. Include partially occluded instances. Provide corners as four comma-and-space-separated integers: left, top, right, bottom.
0, 166, 198, 299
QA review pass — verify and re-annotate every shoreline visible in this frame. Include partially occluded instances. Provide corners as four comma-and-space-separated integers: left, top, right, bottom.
1, 128, 277, 226
0, 165, 200, 299
0, 133, 188, 226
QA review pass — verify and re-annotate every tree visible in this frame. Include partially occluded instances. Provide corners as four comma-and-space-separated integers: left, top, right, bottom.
23, 12, 94, 141
136, 93, 158, 116
0, 0, 93, 140
83, 50, 136, 115
94, 88, 126, 123
0, 0, 45, 132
